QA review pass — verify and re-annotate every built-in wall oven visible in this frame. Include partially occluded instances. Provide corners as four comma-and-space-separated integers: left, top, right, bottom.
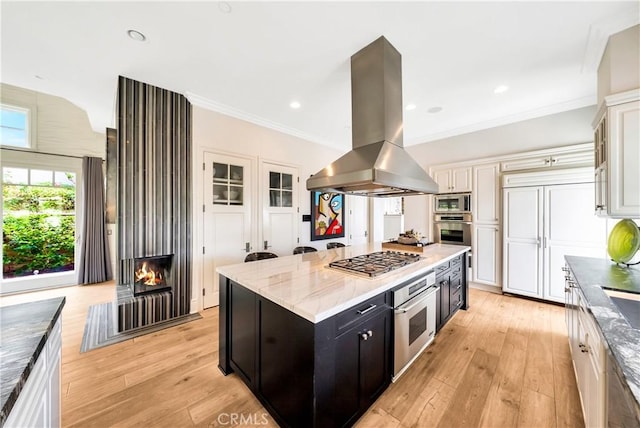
434, 193, 471, 213
433, 213, 472, 247
393, 270, 437, 381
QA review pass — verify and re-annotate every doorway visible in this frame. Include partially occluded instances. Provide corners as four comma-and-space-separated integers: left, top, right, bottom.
1, 160, 81, 294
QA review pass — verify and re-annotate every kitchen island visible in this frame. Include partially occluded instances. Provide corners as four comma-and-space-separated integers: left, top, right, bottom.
217, 243, 469, 427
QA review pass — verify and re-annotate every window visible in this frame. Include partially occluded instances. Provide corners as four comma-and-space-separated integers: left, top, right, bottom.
384, 197, 404, 215
0, 104, 32, 148
2, 166, 77, 281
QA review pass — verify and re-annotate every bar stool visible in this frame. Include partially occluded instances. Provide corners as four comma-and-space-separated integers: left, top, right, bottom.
293, 246, 317, 255
326, 242, 346, 249
244, 252, 278, 262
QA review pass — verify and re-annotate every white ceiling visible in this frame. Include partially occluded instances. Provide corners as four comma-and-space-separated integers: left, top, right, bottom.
1, 1, 638, 151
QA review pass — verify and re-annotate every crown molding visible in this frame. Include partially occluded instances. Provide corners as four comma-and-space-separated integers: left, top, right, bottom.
185, 91, 346, 152
581, 7, 640, 73
407, 95, 596, 146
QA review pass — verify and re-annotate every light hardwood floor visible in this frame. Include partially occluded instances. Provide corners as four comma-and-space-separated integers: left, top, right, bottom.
0, 284, 584, 427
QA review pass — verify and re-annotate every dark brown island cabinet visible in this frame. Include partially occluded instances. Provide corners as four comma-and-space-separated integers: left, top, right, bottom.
218, 253, 468, 427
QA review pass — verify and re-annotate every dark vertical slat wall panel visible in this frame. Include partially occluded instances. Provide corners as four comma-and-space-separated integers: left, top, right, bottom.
116, 76, 192, 319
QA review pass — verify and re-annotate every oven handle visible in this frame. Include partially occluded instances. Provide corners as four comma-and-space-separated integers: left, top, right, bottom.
434, 221, 472, 225
394, 286, 439, 314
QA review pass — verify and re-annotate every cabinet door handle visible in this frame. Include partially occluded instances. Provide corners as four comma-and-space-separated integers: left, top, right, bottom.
361, 333, 369, 341
595, 204, 604, 209
545, 158, 550, 164
366, 330, 373, 338
357, 304, 377, 315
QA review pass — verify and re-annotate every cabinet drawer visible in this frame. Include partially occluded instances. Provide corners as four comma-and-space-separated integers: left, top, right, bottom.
449, 275, 463, 295
335, 293, 388, 335
435, 261, 450, 275
451, 255, 462, 266
450, 262, 463, 277
450, 288, 463, 312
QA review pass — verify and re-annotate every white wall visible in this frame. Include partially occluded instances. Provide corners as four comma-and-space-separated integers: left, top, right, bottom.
0, 83, 105, 158
406, 105, 596, 167
597, 24, 640, 105
401, 105, 597, 241
1, 84, 109, 288
191, 106, 351, 310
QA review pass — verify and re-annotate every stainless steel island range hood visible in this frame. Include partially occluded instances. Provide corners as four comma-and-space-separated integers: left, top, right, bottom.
307, 36, 439, 197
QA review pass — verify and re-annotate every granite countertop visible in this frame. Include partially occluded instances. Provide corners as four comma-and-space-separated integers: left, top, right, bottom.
564, 256, 640, 411
217, 243, 469, 323
0, 297, 66, 425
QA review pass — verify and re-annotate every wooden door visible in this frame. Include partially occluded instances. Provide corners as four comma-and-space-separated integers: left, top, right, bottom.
543, 183, 607, 303
261, 161, 298, 256
503, 187, 543, 298
202, 152, 253, 308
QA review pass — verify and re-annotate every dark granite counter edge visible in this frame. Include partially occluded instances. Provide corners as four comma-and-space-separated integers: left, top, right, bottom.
564, 257, 640, 416
0, 297, 65, 426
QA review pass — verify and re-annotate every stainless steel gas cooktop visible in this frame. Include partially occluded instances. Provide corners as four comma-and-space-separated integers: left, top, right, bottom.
328, 251, 422, 278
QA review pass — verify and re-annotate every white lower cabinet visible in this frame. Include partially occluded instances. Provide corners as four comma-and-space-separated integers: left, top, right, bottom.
565, 276, 605, 428
472, 224, 500, 286
503, 172, 607, 302
5, 318, 62, 428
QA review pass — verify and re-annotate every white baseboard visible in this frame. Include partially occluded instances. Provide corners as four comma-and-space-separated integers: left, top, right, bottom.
469, 282, 503, 294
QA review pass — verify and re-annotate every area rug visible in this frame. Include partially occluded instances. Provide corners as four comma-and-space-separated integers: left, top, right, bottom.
80, 302, 202, 353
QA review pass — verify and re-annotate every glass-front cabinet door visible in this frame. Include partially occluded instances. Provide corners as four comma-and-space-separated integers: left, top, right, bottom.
212, 162, 244, 206
268, 171, 293, 208
261, 162, 298, 256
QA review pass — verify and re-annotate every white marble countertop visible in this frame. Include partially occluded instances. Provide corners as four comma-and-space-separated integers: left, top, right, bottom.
217, 243, 470, 323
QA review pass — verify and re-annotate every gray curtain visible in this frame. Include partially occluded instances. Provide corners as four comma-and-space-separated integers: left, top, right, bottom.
78, 156, 113, 284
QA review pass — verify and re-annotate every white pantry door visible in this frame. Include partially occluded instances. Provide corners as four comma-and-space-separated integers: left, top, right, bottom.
348, 195, 369, 246
261, 162, 299, 257
503, 186, 544, 298
202, 152, 253, 308
543, 183, 607, 303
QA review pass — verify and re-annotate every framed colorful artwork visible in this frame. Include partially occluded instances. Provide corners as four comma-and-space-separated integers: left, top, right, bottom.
311, 191, 345, 241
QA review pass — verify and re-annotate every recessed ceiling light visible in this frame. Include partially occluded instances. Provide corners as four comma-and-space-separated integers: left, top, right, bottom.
290, 101, 301, 109
218, 1, 232, 13
494, 85, 509, 94
127, 30, 146, 42
427, 106, 443, 114
405, 103, 417, 111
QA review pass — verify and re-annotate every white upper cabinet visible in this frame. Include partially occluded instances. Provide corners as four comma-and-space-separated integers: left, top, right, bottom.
500, 149, 593, 173
594, 90, 640, 218
472, 163, 499, 224
433, 166, 472, 193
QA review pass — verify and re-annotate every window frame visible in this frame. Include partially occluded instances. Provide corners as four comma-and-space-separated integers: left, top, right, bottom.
1, 153, 82, 294
0, 102, 37, 150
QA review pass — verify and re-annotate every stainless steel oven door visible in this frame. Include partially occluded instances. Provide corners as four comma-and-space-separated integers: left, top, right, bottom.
434, 220, 472, 246
393, 287, 437, 379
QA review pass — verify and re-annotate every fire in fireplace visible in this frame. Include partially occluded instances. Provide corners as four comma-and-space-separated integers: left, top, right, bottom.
132, 255, 173, 296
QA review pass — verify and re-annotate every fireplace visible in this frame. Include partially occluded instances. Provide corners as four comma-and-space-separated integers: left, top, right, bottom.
131, 255, 173, 296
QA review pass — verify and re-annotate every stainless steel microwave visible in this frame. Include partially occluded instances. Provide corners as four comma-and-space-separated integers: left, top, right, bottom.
434, 193, 471, 213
